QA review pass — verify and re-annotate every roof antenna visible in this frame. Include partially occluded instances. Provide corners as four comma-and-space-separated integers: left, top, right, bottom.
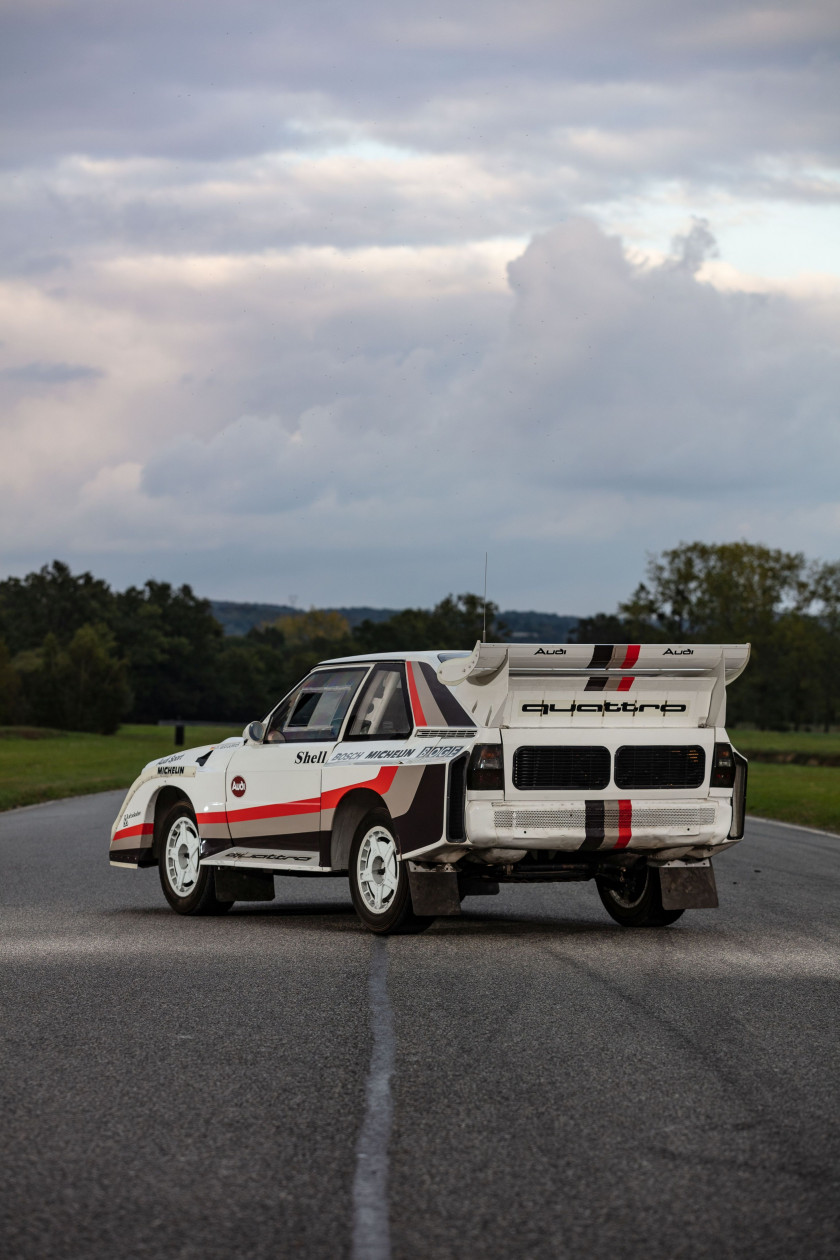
483, 551, 488, 643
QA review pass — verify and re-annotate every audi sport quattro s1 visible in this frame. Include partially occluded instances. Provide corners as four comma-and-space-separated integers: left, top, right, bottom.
110, 641, 750, 932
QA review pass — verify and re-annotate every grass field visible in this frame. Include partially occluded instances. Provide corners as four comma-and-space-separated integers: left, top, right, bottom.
746, 762, 840, 833
0, 724, 241, 812
1, 723, 838, 834
731, 727, 840, 757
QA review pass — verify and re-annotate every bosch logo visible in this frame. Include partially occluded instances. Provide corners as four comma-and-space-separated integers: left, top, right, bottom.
231, 776, 247, 798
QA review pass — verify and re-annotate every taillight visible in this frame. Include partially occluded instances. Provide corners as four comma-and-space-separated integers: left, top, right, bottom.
711, 742, 736, 788
467, 744, 504, 791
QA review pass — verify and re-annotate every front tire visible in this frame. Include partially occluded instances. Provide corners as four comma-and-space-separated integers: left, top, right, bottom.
158, 802, 233, 916
348, 809, 432, 935
596, 865, 684, 928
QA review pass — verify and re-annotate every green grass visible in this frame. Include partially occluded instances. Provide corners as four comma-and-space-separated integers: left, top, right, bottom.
746, 762, 840, 834
731, 727, 840, 756
0, 724, 241, 812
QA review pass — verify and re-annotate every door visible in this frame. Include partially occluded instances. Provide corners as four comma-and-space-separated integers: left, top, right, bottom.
225, 665, 369, 862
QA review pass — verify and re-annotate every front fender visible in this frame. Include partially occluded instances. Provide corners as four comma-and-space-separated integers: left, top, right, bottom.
110, 765, 198, 864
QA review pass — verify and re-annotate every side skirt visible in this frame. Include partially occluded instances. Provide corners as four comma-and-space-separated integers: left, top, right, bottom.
201, 848, 332, 873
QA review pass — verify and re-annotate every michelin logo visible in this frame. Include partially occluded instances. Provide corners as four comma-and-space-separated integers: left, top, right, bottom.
328, 744, 467, 765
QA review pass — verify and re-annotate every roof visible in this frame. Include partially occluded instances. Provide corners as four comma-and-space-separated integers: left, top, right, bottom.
320, 650, 469, 667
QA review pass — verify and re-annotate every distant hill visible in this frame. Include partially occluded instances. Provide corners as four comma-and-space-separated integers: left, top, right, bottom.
209, 601, 401, 636
500, 611, 579, 643
210, 599, 579, 643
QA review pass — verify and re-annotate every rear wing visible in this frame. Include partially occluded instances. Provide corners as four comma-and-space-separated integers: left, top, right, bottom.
438, 642, 750, 685
437, 641, 750, 730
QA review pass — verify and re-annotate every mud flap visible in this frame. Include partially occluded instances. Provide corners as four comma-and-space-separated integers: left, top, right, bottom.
213, 867, 275, 902
657, 861, 718, 910
407, 865, 461, 916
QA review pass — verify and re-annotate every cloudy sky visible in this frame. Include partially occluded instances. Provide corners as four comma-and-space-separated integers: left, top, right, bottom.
1, 1, 838, 614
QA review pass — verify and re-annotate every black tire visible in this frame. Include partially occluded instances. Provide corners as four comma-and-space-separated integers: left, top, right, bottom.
596, 865, 684, 928
348, 809, 433, 935
158, 802, 233, 916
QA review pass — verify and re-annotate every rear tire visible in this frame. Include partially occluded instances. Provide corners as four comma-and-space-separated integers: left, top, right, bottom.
348, 809, 433, 935
596, 865, 684, 928
158, 802, 233, 916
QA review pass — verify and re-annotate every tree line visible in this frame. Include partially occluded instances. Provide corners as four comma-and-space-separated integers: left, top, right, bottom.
574, 542, 840, 730
0, 562, 503, 733
1, 544, 838, 734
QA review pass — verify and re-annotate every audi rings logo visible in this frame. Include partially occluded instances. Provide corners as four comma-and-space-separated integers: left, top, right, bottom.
231, 775, 247, 798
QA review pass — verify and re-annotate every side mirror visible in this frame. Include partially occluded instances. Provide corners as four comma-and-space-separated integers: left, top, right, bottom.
245, 721, 266, 743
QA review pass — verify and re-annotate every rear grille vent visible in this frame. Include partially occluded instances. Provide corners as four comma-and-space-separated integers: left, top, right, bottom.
494, 805, 716, 831
495, 808, 586, 830
632, 807, 715, 827
614, 745, 706, 790
512, 746, 610, 791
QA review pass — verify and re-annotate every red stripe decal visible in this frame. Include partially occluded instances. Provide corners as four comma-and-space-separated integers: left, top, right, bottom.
615, 800, 632, 849
226, 797, 320, 824
405, 662, 427, 726
225, 766, 401, 826
321, 765, 398, 810
620, 644, 640, 669
197, 809, 228, 824
111, 822, 154, 844
617, 677, 634, 691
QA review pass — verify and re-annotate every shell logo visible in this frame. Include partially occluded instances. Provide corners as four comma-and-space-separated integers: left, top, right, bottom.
231, 775, 247, 798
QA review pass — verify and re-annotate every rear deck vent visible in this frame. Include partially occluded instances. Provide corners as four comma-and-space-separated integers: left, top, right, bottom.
512, 746, 610, 791
614, 745, 705, 790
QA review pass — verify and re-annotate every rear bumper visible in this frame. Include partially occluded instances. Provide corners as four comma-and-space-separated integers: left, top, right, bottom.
465, 797, 733, 853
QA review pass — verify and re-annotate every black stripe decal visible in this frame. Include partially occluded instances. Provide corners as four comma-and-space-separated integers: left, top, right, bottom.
587, 644, 613, 670
396, 764, 447, 855
580, 800, 605, 850
584, 676, 609, 691
417, 661, 476, 727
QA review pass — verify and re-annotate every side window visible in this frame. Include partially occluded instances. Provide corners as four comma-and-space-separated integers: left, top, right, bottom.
345, 665, 412, 740
265, 668, 367, 743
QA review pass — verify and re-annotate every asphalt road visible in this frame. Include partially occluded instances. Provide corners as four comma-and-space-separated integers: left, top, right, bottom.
1, 795, 838, 1260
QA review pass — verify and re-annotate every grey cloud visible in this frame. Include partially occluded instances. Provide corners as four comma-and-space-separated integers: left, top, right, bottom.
0, 1, 836, 279
0, 360, 104, 384
1, 2, 837, 187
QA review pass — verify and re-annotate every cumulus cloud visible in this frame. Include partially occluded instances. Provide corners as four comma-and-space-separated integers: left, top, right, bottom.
2, 217, 837, 609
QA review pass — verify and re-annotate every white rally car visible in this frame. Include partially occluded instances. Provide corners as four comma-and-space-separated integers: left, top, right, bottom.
110, 642, 750, 932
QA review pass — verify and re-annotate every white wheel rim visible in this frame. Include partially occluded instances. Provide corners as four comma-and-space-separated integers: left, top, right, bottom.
164, 816, 201, 898
357, 826, 399, 915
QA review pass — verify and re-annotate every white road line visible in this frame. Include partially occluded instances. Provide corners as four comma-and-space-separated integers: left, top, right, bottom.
352, 937, 395, 1260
